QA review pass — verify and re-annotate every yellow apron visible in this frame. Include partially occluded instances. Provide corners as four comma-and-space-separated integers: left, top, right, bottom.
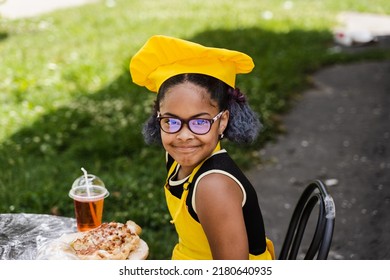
164, 143, 275, 260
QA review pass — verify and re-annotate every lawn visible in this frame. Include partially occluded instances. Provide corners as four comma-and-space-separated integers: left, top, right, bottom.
0, 0, 389, 259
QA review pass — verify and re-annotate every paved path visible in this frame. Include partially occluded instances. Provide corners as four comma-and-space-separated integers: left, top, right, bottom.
248, 60, 390, 260
0, 0, 97, 19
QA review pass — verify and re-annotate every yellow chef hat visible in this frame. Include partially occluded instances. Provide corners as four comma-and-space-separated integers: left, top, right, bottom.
129, 35, 254, 93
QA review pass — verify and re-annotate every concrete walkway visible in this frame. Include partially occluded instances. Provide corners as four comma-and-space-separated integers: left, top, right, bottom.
0, 0, 98, 19
248, 60, 390, 260
246, 11, 390, 260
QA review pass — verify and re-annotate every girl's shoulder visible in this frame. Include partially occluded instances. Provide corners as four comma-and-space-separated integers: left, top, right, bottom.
198, 149, 241, 176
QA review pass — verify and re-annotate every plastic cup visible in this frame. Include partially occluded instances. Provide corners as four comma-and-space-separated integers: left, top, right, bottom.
69, 185, 109, 232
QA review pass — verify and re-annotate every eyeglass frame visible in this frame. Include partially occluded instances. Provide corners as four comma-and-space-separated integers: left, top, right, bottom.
156, 111, 224, 135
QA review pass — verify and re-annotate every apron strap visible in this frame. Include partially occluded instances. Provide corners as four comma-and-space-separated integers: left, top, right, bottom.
169, 142, 221, 224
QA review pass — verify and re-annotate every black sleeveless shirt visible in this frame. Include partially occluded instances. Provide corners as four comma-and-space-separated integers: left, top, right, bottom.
166, 150, 267, 255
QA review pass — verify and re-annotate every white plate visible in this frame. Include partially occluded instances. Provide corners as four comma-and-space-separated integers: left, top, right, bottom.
36, 232, 148, 260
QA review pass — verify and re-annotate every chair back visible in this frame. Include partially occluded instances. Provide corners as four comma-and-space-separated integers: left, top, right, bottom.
278, 180, 336, 260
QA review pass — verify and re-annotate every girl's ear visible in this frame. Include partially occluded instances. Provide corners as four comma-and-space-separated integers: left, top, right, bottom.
219, 110, 230, 134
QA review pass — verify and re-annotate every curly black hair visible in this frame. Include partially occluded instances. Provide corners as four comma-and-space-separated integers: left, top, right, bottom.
142, 73, 262, 145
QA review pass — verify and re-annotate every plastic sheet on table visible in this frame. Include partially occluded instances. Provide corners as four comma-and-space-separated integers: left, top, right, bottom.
0, 213, 76, 260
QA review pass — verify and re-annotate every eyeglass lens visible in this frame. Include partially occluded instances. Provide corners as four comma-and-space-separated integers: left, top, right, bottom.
160, 118, 211, 134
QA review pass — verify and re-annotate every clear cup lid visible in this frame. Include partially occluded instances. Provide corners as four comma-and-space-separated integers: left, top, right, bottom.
71, 174, 106, 189
69, 185, 109, 201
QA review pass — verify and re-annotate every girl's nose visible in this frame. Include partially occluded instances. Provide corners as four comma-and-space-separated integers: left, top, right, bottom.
176, 123, 194, 141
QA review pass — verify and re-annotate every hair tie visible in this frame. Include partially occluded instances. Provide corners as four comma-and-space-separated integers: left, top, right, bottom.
228, 88, 246, 104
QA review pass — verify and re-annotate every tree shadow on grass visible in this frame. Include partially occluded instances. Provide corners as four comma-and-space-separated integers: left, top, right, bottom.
1, 26, 336, 190
0, 31, 7, 41
0, 27, 338, 259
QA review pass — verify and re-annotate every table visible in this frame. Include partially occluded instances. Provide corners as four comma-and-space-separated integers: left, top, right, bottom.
0, 213, 77, 260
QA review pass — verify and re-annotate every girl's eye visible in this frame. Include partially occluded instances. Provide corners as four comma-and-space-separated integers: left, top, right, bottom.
167, 118, 181, 125
191, 119, 209, 126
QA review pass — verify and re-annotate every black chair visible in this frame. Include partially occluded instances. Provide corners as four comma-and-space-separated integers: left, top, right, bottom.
278, 179, 336, 260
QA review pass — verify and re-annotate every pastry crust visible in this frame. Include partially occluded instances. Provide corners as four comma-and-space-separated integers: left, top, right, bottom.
70, 221, 146, 260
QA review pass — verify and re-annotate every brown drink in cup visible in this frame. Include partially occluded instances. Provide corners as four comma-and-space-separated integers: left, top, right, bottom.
69, 185, 108, 231
69, 169, 109, 231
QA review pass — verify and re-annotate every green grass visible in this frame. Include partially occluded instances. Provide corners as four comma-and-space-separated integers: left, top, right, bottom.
1, 0, 389, 259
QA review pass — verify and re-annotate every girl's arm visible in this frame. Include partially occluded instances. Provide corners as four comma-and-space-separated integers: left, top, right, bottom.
195, 173, 249, 259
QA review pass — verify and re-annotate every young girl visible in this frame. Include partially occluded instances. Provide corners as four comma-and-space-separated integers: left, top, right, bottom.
130, 35, 274, 260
